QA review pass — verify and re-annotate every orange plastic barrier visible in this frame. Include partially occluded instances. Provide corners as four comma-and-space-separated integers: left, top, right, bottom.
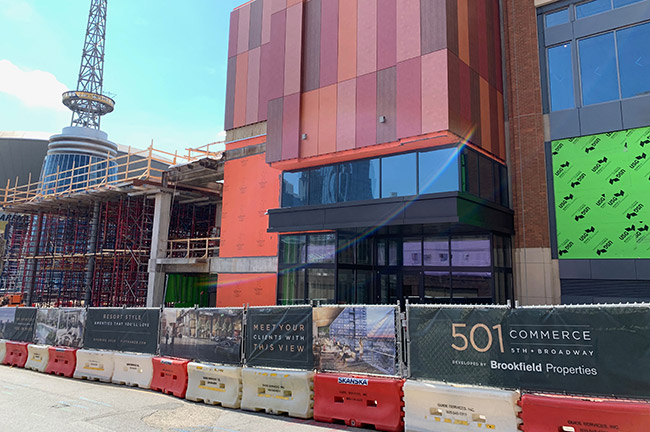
151, 357, 189, 399
519, 393, 650, 431
45, 347, 77, 378
3, 342, 29, 368
314, 373, 405, 432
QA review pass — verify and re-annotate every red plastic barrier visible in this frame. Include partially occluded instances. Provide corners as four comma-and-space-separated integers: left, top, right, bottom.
3, 342, 29, 368
519, 393, 650, 431
314, 373, 405, 432
45, 347, 77, 377
151, 357, 189, 399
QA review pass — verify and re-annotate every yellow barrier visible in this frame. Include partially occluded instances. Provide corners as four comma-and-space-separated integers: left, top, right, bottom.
73, 349, 114, 382
241, 368, 314, 419
111, 352, 154, 389
25, 344, 50, 372
186, 362, 243, 409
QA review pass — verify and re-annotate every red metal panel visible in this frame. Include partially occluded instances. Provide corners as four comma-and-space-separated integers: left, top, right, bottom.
338, 0, 357, 82
237, 4, 251, 55
271, 0, 286, 13
228, 9, 239, 58
287, 0, 301, 7
447, 51, 462, 137
246, 47, 261, 125
314, 373, 405, 432
396, 57, 421, 140
262, 0, 273, 44
318, 84, 338, 155
480, 76, 491, 154
493, 0, 503, 93
284, 3, 303, 96
457, 0, 469, 65
397, 0, 420, 63
445, 0, 458, 56
490, 84, 500, 157
266, 97, 284, 162
421, 50, 449, 134
357, 0, 377, 77
320, 0, 339, 88
302, 0, 321, 93
477, 0, 489, 81
282, 92, 301, 160
4, 342, 28, 368
225, 56, 237, 130
421, 0, 447, 55
377, 0, 397, 70
151, 357, 189, 399
45, 347, 77, 378
470, 67, 481, 148
259, 10, 287, 121
249, 0, 264, 50
356, 72, 377, 148
519, 394, 650, 431
234, 52, 249, 128
497, 91, 505, 158
300, 90, 320, 158
486, 0, 496, 88
376, 66, 396, 144
337, 78, 356, 151
459, 59, 472, 138
468, 0, 479, 73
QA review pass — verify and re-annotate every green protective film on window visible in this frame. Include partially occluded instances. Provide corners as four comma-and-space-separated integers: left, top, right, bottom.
552, 126, 650, 259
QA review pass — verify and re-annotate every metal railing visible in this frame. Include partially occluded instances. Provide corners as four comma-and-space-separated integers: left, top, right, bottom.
166, 237, 220, 259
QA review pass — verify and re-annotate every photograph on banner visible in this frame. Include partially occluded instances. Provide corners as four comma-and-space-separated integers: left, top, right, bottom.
160, 308, 194, 359
34, 308, 60, 345
313, 306, 398, 375
11, 308, 37, 342
54, 308, 86, 348
407, 305, 650, 398
245, 306, 313, 369
0, 308, 16, 339
84, 308, 160, 354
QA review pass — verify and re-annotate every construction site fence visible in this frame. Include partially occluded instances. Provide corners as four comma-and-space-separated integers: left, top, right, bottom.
1, 303, 649, 400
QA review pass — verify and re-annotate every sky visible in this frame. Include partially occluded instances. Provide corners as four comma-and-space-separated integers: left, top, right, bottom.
0, 0, 247, 153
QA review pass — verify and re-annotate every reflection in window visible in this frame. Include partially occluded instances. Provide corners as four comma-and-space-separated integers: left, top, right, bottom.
308, 269, 335, 303
452, 272, 492, 298
338, 269, 355, 304
356, 271, 373, 304
381, 153, 417, 198
546, 8, 569, 27
576, 0, 611, 19
278, 269, 305, 305
451, 236, 491, 267
403, 238, 422, 266
424, 271, 451, 300
479, 156, 496, 202
419, 147, 460, 195
613, 0, 643, 7
403, 274, 420, 301
282, 171, 308, 207
380, 273, 398, 304
338, 159, 380, 202
307, 234, 336, 263
548, 43, 575, 111
337, 233, 355, 264
280, 235, 306, 264
617, 22, 650, 98
424, 237, 449, 266
579, 32, 619, 105
309, 165, 337, 205
463, 149, 480, 196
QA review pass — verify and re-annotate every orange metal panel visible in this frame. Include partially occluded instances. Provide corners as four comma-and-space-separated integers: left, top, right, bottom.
357, 0, 377, 76
338, 0, 357, 82
246, 47, 261, 125
336, 78, 356, 151
396, 0, 420, 63
479, 76, 491, 154
284, 3, 303, 96
216, 273, 278, 307
421, 49, 449, 134
233, 52, 249, 128
457, 0, 470, 65
318, 84, 338, 155
300, 90, 320, 158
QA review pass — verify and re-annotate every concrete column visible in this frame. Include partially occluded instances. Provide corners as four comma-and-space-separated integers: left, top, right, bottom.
84, 202, 100, 306
146, 192, 172, 307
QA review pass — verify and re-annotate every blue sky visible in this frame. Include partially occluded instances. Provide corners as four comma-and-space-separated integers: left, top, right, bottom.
0, 0, 246, 153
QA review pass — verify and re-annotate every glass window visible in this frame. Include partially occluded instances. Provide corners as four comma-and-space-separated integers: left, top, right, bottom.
576, 0, 611, 19
499, 165, 509, 207
308, 268, 335, 303
356, 237, 372, 265
548, 43, 576, 111
280, 235, 306, 264
452, 272, 492, 299
388, 239, 401, 266
403, 238, 422, 266
377, 239, 387, 266
617, 22, 650, 98
614, 0, 643, 7
356, 270, 373, 304
479, 156, 496, 201
338, 158, 380, 202
418, 147, 460, 195
278, 269, 305, 305
424, 271, 451, 301
379, 273, 398, 304
579, 32, 619, 105
423, 237, 449, 266
546, 9, 569, 27
451, 236, 491, 267
403, 273, 421, 302
463, 149, 480, 196
337, 232, 355, 265
309, 165, 337, 205
307, 233, 336, 263
338, 269, 355, 304
282, 171, 308, 207
381, 153, 417, 198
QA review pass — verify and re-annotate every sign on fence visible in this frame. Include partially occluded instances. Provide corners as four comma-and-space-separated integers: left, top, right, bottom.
33, 308, 85, 348
245, 306, 313, 369
159, 308, 243, 364
408, 305, 650, 398
313, 306, 398, 375
84, 308, 160, 354
12, 308, 36, 342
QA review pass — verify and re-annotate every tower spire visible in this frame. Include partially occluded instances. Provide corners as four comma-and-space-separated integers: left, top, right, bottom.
62, 0, 114, 129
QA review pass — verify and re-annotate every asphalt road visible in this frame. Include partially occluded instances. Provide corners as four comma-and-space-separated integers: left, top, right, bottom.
0, 365, 348, 432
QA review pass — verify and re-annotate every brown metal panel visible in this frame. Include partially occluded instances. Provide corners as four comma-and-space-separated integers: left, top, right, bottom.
320, 0, 339, 87
447, 51, 462, 137
234, 52, 249, 128
266, 97, 284, 163
249, 0, 264, 50
490, 84, 500, 157
377, 0, 397, 70
457, 0, 470, 65
337, 78, 356, 151
225, 55, 237, 130
246, 47, 262, 125
302, 0, 321, 92
480, 76, 491, 154
396, 0, 420, 62
284, 3, 303, 96
228, 9, 239, 58
357, 0, 377, 76
356, 72, 377, 148
262, 0, 273, 44
282, 93, 301, 160
421, 0, 447, 55
468, 0, 480, 73
237, 4, 251, 55
446, 0, 458, 57
477, 0, 489, 80
258, 10, 287, 121
396, 57, 421, 140
376, 66, 396, 144
493, 0, 503, 93
470, 68, 481, 148
486, 0, 496, 88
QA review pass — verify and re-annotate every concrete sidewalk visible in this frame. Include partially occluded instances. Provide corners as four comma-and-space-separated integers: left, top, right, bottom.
0, 366, 347, 432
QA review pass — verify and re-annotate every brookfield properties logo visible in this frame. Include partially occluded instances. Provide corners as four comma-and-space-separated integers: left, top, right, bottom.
338, 377, 368, 386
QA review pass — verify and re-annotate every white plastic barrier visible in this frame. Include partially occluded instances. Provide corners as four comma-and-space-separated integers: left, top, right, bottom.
186, 362, 243, 409
73, 349, 114, 382
25, 344, 50, 372
241, 368, 314, 419
404, 380, 521, 431
0, 340, 7, 364
111, 352, 154, 389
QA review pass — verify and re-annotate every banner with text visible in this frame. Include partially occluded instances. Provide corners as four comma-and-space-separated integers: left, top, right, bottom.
84, 308, 160, 354
12, 308, 36, 342
408, 305, 650, 398
314, 306, 398, 375
245, 306, 313, 369
160, 308, 243, 364
33, 308, 85, 347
